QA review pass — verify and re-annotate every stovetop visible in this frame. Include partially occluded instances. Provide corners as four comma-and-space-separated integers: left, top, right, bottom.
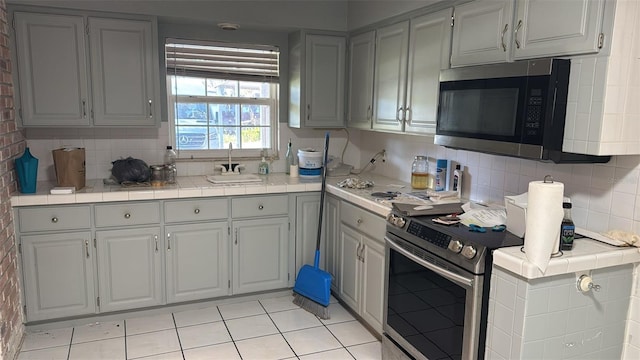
386, 213, 524, 275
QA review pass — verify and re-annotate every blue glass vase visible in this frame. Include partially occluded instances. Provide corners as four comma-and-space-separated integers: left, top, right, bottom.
15, 147, 38, 194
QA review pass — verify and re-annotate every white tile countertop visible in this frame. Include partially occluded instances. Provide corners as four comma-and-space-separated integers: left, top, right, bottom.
493, 238, 640, 279
9, 173, 408, 217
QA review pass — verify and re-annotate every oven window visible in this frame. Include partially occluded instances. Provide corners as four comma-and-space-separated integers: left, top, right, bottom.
387, 248, 466, 360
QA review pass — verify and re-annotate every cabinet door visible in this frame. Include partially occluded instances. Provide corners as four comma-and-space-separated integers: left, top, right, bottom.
347, 31, 375, 129
338, 224, 361, 312
451, 0, 514, 67
89, 18, 156, 126
96, 227, 163, 312
295, 194, 325, 275
404, 8, 453, 135
233, 218, 289, 294
305, 35, 346, 128
165, 222, 229, 303
21, 232, 95, 321
324, 195, 340, 292
14, 12, 90, 127
360, 236, 385, 334
372, 21, 409, 132
512, 0, 604, 60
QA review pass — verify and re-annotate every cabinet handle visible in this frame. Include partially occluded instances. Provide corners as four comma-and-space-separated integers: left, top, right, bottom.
167, 233, 171, 250
154, 235, 158, 252
514, 20, 523, 49
366, 105, 371, 121
51, 217, 58, 223
82, 100, 87, 118
405, 107, 411, 123
124, 213, 131, 219
148, 99, 153, 118
501, 23, 509, 52
307, 104, 310, 120
235, 229, 238, 245
360, 244, 365, 262
396, 107, 404, 122
194, 208, 200, 214
356, 243, 362, 261
258, 204, 264, 210
356, 218, 363, 225
85, 240, 90, 258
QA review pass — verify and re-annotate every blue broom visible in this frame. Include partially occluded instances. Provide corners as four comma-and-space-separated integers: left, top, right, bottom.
292, 132, 331, 319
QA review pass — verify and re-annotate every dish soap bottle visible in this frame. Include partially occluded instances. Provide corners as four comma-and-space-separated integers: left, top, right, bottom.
285, 139, 294, 174
452, 164, 463, 198
259, 156, 269, 175
560, 201, 575, 251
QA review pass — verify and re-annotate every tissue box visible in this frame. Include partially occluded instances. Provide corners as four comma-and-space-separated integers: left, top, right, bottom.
504, 193, 528, 238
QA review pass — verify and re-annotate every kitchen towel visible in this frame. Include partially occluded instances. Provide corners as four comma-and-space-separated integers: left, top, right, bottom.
524, 179, 564, 272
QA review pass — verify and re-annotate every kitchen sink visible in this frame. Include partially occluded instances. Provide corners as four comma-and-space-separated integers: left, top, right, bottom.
206, 174, 263, 184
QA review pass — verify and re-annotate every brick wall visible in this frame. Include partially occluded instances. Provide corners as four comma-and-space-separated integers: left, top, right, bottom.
0, 0, 26, 358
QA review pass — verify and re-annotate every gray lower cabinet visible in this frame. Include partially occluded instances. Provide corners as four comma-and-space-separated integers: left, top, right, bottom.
336, 201, 386, 334
21, 232, 95, 321
232, 217, 289, 294
165, 222, 229, 303
95, 227, 163, 313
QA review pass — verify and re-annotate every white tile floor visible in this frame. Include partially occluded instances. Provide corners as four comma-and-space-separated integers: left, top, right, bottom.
17, 294, 381, 360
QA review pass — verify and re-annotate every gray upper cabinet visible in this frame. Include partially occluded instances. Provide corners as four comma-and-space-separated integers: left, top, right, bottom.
451, 0, 605, 67
347, 30, 375, 130
89, 18, 156, 126
372, 21, 409, 132
371, 8, 452, 135
14, 12, 91, 127
404, 8, 453, 134
12, 10, 160, 127
289, 31, 346, 128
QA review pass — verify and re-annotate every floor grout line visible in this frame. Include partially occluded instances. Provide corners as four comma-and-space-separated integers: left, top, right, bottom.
170, 313, 186, 360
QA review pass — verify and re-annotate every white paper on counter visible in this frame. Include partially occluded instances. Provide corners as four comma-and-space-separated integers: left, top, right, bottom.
459, 202, 507, 227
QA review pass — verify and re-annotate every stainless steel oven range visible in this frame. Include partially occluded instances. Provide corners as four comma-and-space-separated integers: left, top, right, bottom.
383, 213, 523, 360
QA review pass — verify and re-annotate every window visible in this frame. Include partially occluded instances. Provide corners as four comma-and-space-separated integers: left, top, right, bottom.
166, 40, 279, 158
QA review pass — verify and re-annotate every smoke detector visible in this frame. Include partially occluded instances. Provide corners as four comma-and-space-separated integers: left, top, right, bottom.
218, 22, 240, 31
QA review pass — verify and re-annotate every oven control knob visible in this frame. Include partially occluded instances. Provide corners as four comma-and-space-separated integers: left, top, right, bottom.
461, 245, 477, 259
387, 214, 406, 228
448, 240, 463, 253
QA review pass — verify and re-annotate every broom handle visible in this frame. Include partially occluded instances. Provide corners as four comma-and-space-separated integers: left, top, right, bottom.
314, 132, 330, 267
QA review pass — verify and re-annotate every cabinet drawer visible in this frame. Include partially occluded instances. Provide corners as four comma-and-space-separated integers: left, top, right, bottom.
231, 195, 288, 218
341, 201, 385, 241
94, 202, 160, 227
164, 198, 228, 223
18, 205, 91, 233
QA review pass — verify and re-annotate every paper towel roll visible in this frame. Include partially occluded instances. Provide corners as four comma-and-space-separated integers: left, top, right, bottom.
524, 179, 565, 272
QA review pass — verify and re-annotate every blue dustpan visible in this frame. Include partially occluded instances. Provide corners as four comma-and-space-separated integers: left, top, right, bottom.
293, 250, 332, 306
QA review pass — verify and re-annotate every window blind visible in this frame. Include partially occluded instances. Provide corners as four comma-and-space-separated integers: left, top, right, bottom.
165, 39, 279, 83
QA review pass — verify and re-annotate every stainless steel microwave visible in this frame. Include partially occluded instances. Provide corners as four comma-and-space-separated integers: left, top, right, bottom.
434, 58, 610, 163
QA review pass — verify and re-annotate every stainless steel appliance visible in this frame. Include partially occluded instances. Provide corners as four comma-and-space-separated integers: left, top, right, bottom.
435, 58, 610, 164
383, 213, 523, 360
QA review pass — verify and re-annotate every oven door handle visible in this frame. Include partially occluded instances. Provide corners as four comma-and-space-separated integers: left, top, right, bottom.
386, 237, 474, 288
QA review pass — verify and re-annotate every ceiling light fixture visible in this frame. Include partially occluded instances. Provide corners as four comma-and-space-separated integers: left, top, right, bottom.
217, 22, 240, 31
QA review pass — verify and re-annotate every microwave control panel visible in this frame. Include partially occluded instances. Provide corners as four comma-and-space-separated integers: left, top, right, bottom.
524, 88, 543, 137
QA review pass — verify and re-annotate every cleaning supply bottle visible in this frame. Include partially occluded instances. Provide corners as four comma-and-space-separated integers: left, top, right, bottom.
452, 164, 463, 198
285, 139, 294, 174
259, 156, 269, 175
435, 159, 447, 191
560, 201, 575, 251
164, 146, 177, 184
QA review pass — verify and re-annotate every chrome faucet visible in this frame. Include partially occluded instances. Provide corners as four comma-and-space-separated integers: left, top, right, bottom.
228, 142, 233, 172
217, 142, 244, 174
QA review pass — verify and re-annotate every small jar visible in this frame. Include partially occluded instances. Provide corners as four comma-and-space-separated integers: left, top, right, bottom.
164, 164, 176, 184
150, 165, 165, 187
411, 156, 429, 189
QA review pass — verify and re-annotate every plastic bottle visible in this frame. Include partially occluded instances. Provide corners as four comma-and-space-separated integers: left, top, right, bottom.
452, 164, 463, 198
560, 201, 575, 251
285, 139, 294, 174
411, 156, 429, 189
259, 156, 269, 175
164, 146, 177, 184
435, 159, 447, 191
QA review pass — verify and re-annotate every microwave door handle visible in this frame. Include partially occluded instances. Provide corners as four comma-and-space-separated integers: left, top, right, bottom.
386, 236, 474, 288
